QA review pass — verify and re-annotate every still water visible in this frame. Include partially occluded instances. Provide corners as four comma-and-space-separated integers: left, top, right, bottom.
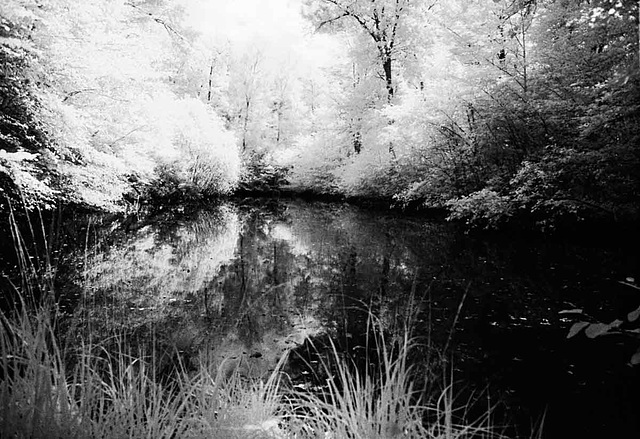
61, 198, 638, 438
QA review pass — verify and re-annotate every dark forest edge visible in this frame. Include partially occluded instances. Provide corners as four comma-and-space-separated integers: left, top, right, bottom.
2, 0, 639, 233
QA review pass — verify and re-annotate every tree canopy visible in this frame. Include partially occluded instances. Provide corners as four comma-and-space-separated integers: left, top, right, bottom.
1, 0, 638, 229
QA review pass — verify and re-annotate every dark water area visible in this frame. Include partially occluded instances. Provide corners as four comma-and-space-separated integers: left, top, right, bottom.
2, 198, 639, 438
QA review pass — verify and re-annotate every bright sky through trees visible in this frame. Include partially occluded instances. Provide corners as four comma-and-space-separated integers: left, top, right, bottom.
186, 0, 306, 40
184, 0, 329, 61
184, 0, 349, 84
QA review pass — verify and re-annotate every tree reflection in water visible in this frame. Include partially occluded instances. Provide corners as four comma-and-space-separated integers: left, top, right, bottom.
66, 198, 638, 437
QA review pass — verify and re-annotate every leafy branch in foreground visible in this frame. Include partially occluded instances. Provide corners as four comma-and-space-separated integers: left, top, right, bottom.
561, 278, 640, 366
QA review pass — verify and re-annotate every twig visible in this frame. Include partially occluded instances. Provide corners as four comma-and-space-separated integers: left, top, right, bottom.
443, 281, 471, 355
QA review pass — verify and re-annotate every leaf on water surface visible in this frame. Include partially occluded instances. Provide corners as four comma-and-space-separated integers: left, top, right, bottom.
584, 323, 611, 339
559, 309, 584, 315
630, 348, 640, 366
567, 321, 590, 338
627, 305, 640, 323
609, 319, 623, 329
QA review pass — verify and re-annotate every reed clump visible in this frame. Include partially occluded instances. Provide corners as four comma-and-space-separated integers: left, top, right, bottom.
1, 302, 503, 439
0, 204, 507, 438
283, 318, 501, 439
0, 301, 291, 439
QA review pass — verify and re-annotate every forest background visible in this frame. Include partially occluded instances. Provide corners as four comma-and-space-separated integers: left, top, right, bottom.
1, 0, 638, 230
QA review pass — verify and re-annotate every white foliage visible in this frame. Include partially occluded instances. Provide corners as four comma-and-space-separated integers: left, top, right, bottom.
285, 132, 344, 191
174, 97, 242, 193
0, 157, 57, 209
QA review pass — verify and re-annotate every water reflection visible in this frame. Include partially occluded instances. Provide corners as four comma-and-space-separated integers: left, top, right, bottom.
70, 198, 638, 437
77, 199, 638, 355
76, 201, 460, 380
87, 205, 239, 306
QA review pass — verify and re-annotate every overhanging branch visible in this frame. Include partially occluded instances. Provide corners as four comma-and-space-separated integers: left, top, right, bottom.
317, 12, 349, 31
321, 0, 379, 41
125, 2, 187, 42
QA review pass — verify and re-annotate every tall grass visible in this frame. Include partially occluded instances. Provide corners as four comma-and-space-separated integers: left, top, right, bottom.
0, 302, 290, 438
5, 201, 57, 309
284, 318, 501, 439
0, 303, 503, 439
1, 203, 510, 438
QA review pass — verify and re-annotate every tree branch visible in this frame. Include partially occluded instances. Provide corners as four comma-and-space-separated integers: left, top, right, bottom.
317, 12, 350, 31
426, 0, 440, 12
125, 2, 187, 42
62, 88, 98, 102
389, 0, 403, 50
107, 125, 146, 147
321, 0, 379, 41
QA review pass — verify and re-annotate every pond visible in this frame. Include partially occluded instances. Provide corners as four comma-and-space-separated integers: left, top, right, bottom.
22, 198, 640, 438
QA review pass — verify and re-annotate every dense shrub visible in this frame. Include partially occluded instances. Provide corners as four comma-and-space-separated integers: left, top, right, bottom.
446, 189, 513, 230
171, 98, 242, 196
237, 152, 291, 192
285, 133, 343, 194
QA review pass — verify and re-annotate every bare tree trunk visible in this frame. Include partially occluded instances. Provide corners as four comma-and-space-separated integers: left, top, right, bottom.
383, 56, 394, 103
242, 97, 250, 152
207, 62, 214, 102
521, 9, 528, 96
353, 130, 362, 154
274, 101, 284, 145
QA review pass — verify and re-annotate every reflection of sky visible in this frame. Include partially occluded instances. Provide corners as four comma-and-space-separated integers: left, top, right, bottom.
131, 231, 155, 252
287, 313, 323, 345
270, 223, 309, 256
